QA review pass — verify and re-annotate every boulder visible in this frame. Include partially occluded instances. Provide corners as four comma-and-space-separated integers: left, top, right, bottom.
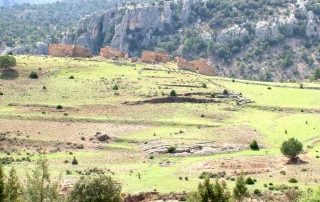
96, 134, 110, 142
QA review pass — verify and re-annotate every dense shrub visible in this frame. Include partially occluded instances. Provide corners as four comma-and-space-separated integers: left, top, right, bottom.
167, 146, 176, 153
69, 174, 122, 202
72, 156, 78, 165
202, 83, 207, 88
281, 138, 303, 161
223, 89, 228, 95
170, 89, 177, 96
29, 71, 38, 79
69, 76, 75, 79
56, 105, 63, 109
245, 177, 255, 185
288, 178, 298, 183
250, 140, 259, 150
113, 85, 119, 90
254, 189, 261, 195
0, 55, 16, 69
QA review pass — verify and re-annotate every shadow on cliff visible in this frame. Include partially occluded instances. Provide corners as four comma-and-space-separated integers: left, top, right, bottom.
1, 68, 19, 80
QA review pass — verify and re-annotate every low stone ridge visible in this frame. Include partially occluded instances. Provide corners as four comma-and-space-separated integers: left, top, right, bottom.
122, 92, 252, 105
140, 141, 244, 156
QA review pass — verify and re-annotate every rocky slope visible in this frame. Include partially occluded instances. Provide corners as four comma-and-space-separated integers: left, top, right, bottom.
5, 0, 320, 81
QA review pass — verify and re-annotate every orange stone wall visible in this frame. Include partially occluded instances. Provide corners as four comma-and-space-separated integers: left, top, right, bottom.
177, 58, 215, 76
49, 44, 93, 57
141, 51, 169, 63
100, 46, 127, 58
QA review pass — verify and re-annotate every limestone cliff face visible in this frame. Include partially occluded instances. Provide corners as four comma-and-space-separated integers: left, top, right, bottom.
306, 11, 318, 37
255, 20, 279, 41
61, 3, 174, 55
216, 25, 249, 44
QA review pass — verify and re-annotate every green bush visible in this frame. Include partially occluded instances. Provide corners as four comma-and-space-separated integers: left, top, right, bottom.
280, 170, 286, 175
198, 172, 217, 179
167, 146, 176, 153
223, 89, 228, 95
211, 93, 216, 98
254, 189, 261, 195
288, 178, 298, 183
245, 177, 255, 185
0, 91, 3, 95
250, 140, 259, 150
69, 76, 75, 79
72, 156, 78, 165
202, 83, 207, 88
56, 105, 63, 109
281, 138, 303, 161
113, 85, 119, 90
170, 89, 177, 96
29, 71, 38, 79
69, 174, 122, 202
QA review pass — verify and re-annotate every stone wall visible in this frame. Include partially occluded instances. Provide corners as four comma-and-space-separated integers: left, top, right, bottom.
49, 44, 93, 57
100, 46, 127, 59
177, 58, 215, 76
141, 51, 169, 63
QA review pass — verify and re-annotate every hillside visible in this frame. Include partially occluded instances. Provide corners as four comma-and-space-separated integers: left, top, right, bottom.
53, 0, 320, 81
0, 56, 320, 200
0, 0, 60, 7
0, 0, 150, 54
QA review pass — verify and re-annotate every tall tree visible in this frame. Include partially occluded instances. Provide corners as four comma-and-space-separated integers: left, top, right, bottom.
5, 167, 20, 202
0, 163, 5, 202
233, 173, 249, 202
0, 55, 16, 69
24, 154, 59, 202
187, 176, 230, 202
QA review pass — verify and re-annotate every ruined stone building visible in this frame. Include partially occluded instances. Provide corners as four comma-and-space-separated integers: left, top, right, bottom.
100, 46, 127, 59
177, 58, 215, 76
141, 51, 169, 63
49, 44, 93, 57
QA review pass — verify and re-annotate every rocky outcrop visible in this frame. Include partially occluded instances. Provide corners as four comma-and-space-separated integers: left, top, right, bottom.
180, 0, 191, 24
216, 25, 249, 44
278, 4, 297, 36
255, 20, 279, 41
29, 42, 49, 55
306, 11, 318, 37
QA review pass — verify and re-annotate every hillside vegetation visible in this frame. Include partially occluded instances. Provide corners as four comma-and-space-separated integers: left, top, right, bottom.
0, 56, 320, 200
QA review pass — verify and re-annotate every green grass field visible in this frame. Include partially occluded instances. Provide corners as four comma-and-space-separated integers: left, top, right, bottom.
1, 56, 320, 196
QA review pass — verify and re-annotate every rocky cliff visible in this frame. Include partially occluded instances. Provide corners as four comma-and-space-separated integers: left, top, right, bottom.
5, 0, 320, 81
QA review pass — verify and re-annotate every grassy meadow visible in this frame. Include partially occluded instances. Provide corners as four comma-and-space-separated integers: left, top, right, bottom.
0, 56, 320, 195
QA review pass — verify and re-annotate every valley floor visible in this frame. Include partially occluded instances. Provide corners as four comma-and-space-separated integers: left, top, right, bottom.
0, 56, 319, 197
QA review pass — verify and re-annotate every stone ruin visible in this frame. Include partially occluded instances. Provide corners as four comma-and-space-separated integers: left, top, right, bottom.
100, 46, 128, 59
177, 57, 215, 76
141, 50, 169, 63
49, 44, 93, 57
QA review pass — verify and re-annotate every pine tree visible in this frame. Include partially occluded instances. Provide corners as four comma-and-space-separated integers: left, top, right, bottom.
233, 173, 249, 202
189, 176, 230, 202
5, 167, 20, 202
24, 154, 59, 202
0, 162, 5, 202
